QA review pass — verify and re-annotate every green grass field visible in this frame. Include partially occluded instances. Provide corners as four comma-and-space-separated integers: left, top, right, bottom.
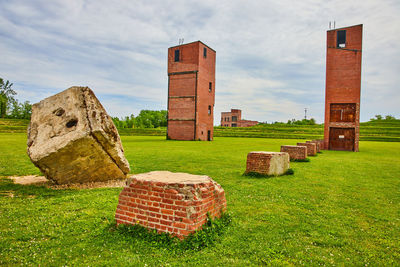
1, 133, 399, 265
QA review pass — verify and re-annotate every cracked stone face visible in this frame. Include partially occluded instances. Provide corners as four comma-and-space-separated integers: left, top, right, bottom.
27, 86, 130, 184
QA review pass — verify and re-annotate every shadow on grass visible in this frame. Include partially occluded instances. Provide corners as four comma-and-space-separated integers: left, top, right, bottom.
290, 158, 310, 162
0, 178, 79, 199
241, 169, 295, 179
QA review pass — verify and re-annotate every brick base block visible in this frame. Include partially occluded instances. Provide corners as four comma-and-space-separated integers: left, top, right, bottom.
245, 151, 290, 176
313, 139, 325, 150
115, 171, 226, 239
297, 143, 317, 156
306, 141, 320, 152
280, 145, 307, 160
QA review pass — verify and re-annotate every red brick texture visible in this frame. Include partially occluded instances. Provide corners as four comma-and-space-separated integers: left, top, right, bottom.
324, 25, 362, 151
245, 152, 290, 176
306, 141, 320, 153
238, 120, 259, 127
280, 145, 307, 160
313, 139, 325, 150
167, 41, 215, 141
220, 109, 258, 127
115, 171, 226, 239
297, 143, 317, 156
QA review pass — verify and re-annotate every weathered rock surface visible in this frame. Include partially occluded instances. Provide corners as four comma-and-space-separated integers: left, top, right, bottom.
245, 151, 290, 176
27, 86, 130, 184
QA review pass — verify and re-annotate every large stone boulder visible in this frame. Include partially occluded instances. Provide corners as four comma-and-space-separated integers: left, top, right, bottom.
27, 86, 130, 184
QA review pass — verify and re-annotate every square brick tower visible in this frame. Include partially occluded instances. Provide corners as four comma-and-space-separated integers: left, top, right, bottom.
324, 24, 363, 151
167, 41, 216, 141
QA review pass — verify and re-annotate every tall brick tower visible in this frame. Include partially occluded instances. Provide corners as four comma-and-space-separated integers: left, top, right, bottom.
324, 24, 363, 151
167, 41, 216, 141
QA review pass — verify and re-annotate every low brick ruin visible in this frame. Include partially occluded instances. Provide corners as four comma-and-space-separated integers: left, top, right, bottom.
280, 145, 307, 160
306, 141, 320, 153
297, 142, 317, 156
27, 86, 130, 184
245, 152, 290, 176
313, 139, 325, 150
115, 171, 226, 239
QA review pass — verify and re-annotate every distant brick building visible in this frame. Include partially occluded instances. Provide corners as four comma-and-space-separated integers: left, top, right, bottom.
221, 109, 259, 127
167, 41, 216, 141
324, 24, 363, 151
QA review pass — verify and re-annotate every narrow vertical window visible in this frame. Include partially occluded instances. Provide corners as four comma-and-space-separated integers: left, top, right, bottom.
208, 105, 212, 115
209, 82, 212, 92
174, 49, 180, 62
337, 30, 346, 48
203, 47, 207, 58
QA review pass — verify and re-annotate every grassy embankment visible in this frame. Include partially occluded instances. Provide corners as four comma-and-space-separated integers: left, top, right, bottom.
2, 118, 399, 142
1, 133, 399, 265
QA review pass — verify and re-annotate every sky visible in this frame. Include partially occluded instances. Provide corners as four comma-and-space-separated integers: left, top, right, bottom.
0, 0, 399, 124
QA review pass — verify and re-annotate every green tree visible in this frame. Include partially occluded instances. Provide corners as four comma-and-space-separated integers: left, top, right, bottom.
0, 78, 16, 118
21, 101, 32, 119
7, 100, 32, 119
385, 115, 396, 120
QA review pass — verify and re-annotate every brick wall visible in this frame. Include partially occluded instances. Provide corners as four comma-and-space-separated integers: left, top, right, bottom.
238, 120, 259, 127
115, 172, 227, 239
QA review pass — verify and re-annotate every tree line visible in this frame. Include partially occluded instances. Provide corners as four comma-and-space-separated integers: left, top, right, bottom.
0, 78, 32, 119
112, 110, 167, 129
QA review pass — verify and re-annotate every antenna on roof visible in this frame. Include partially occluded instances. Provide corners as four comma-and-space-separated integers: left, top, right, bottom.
178, 38, 184, 45
329, 21, 331, 29
334, 21, 336, 29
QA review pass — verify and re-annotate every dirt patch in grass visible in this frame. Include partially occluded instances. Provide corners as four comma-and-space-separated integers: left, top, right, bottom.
9, 175, 127, 189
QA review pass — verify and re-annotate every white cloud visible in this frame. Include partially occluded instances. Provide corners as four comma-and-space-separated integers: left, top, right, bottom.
0, 0, 399, 122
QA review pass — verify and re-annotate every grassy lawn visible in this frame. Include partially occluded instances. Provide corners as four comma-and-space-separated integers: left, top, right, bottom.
1, 133, 399, 265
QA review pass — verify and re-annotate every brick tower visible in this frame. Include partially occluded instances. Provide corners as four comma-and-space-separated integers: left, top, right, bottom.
167, 41, 216, 141
324, 24, 363, 151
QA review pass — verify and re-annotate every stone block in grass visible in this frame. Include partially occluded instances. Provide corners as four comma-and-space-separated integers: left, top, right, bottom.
115, 171, 227, 240
280, 145, 307, 161
297, 142, 317, 156
307, 140, 320, 152
245, 151, 290, 176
